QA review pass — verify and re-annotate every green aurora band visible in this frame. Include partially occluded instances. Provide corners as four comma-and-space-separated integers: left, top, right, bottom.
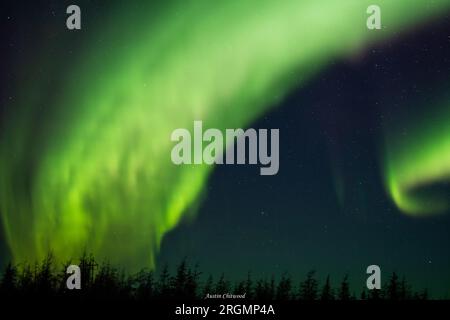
384, 98, 450, 217
1, 0, 450, 269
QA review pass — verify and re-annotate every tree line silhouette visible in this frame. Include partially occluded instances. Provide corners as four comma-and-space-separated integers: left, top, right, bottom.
0, 253, 430, 301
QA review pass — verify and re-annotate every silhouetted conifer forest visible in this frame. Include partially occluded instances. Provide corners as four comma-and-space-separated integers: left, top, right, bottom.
0, 253, 432, 301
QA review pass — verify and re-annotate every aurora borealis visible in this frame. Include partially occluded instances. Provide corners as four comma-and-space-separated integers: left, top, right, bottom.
1, 0, 450, 298
384, 97, 450, 216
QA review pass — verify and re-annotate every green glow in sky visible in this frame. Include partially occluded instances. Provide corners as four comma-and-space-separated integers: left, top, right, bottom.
1, 0, 449, 269
384, 99, 450, 216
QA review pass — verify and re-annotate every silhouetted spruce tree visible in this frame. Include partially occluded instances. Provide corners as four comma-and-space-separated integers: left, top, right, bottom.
157, 263, 171, 299
16, 263, 34, 296
261, 278, 271, 300
57, 260, 73, 295
117, 269, 133, 299
202, 274, 214, 297
255, 279, 272, 300
368, 288, 382, 300
387, 272, 399, 301
172, 258, 188, 298
268, 275, 275, 300
417, 288, 428, 300
79, 251, 97, 291
258, 277, 275, 300
0, 263, 17, 297
320, 275, 334, 301
215, 273, 229, 293
276, 273, 292, 300
135, 269, 155, 300
36, 253, 56, 297
338, 274, 351, 301
360, 289, 367, 300
399, 276, 412, 300
233, 280, 246, 296
245, 272, 253, 299
299, 270, 318, 300
92, 261, 123, 299
185, 264, 201, 299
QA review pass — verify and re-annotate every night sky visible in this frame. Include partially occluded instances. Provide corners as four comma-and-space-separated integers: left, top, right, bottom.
1, 1, 450, 298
